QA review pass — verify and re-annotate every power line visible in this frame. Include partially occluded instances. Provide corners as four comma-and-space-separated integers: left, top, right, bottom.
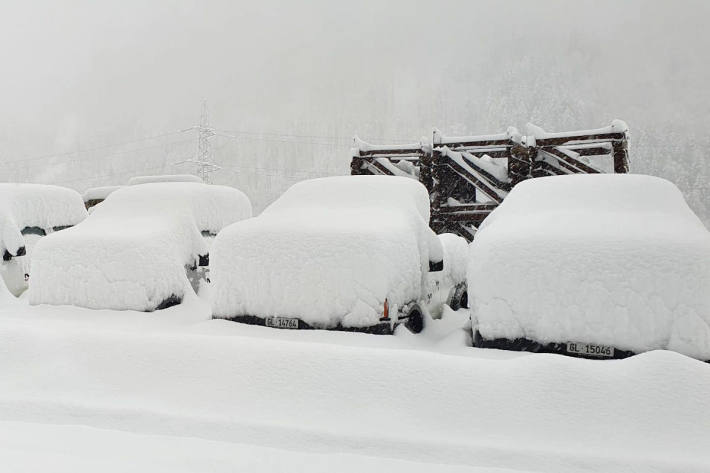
219, 164, 339, 179
5, 108, 415, 189
41, 139, 195, 186
21, 138, 195, 173
54, 164, 167, 186
214, 134, 344, 147
215, 128, 349, 142
3, 130, 187, 167
5, 124, 408, 169
215, 129, 416, 146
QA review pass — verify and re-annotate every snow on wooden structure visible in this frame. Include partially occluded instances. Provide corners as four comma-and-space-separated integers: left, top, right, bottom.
351, 121, 629, 241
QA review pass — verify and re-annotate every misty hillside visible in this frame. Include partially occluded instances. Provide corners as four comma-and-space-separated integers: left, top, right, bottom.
1, 0, 708, 224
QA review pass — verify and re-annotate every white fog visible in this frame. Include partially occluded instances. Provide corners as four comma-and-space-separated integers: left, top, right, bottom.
1, 0, 708, 221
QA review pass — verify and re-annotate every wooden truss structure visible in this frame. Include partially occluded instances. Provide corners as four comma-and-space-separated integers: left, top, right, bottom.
351, 120, 629, 241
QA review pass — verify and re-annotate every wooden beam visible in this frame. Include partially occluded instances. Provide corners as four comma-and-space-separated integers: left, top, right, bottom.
437, 203, 499, 213
437, 136, 512, 148
561, 145, 612, 157
455, 148, 510, 159
535, 132, 626, 147
533, 161, 567, 176
350, 157, 367, 175
436, 212, 493, 223
612, 140, 630, 173
440, 160, 505, 204
543, 148, 601, 174
366, 160, 395, 176
457, 153, 512, 191
358, 148, 425, 157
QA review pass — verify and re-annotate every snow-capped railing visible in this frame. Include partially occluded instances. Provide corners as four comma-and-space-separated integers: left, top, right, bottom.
433, 127, 522, 148
528, 120, 629, 175
351, 136, 431, 186
352, 136, 427, 157
351, 121, 629, 241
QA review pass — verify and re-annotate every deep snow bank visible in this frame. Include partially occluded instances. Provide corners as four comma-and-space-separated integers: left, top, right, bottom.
0, 421, 491, 473
212, 176, 439, 328
469, 174, 710, 360
0, 316, 707, 472
28, 183, 251, 311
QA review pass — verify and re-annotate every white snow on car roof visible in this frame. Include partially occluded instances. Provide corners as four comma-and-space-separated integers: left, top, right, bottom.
212, 175, 438, 328
127, 174, 202, 185
262, 175, 431, 222
99, 182, 252, 234
28, 182, 252, 311
0, 183, 87, 256
82, 185, 122, 202
469, 174, 710, 360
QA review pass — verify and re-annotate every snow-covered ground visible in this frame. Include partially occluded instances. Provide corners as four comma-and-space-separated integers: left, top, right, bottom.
0, 421, 501, 473
1, 286, 708, 472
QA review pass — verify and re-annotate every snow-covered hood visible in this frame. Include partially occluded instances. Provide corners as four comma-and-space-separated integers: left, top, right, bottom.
211, 176, 439, 328
28, 183, 252, 311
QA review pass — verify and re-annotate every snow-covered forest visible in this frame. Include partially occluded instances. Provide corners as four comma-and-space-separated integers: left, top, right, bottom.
0, 0, 707, 223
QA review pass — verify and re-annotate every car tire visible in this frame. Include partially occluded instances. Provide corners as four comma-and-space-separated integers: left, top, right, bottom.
404, 304, 424, 334
448, 283, 468, 311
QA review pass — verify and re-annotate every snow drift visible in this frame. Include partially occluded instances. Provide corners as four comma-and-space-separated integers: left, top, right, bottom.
468, 174, 710, 360
28, 182, 251, 311
0, 311, 708, 472
211, 176, 441, 328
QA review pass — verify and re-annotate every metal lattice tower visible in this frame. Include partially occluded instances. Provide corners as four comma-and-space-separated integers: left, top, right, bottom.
177, 101, 221, 183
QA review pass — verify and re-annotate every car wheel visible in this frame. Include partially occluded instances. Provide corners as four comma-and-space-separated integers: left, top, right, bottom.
404, 304, 424, 334
448, 283, 468, 310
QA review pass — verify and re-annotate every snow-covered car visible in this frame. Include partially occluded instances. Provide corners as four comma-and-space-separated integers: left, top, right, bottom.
211, 175, 465, 334
28, 182, 252, 311
395, 231, 468, 320
428, 233, 469, 313
83, 185, 121, 210
0, 183, 87, 296
127, 174, 203, 186
469, 174, 710, 361
83, 175, 203, 209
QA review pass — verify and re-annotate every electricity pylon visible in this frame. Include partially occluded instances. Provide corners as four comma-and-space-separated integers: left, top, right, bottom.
176, 100, 221, 183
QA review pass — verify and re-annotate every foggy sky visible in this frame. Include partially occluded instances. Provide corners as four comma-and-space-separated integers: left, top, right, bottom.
1, 0, 709, 218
